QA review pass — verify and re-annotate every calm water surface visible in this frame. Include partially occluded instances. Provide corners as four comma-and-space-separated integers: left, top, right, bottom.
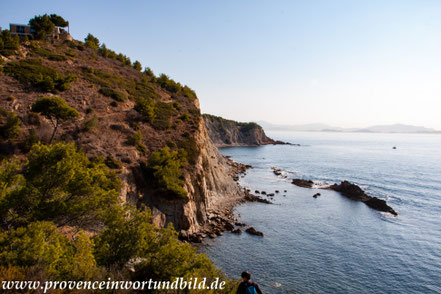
201, 131, 441, 293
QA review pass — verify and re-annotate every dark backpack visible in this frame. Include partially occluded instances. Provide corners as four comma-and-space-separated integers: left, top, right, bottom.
246, 285, 257, 294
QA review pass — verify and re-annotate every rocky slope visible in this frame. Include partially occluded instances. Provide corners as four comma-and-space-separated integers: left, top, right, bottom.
0, 38, 244, 236
203, 114, 284, 147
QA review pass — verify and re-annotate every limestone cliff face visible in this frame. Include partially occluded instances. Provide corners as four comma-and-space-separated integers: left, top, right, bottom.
203, 114, 277, 147
122, 117, 244, 234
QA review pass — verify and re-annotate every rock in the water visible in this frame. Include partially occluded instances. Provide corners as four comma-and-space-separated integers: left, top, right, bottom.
232, 228, 242, 234
261, 191, 267, 195
313, 193, 321, 198
255, 190, 260, 194
224, 222, 234, 231
330, 181, 397, 215
292, 178, 314, 188
245, 227, 264, 237
364, 197, 398, 216
267, 193, 275, 197
235, 222, 246, 227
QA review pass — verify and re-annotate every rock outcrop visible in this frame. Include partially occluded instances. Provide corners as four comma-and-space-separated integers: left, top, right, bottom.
330, 181, 397, 215
203, 114, 287, 147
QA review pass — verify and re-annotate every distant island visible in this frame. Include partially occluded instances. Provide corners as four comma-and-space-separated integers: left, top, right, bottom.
258, 122, 441, 134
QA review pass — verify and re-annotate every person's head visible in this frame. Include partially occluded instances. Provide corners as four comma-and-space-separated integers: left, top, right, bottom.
241, 271, 251, 281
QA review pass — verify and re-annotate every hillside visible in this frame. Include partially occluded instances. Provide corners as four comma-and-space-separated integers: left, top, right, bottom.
203, 114, 284, 147
0, 33, 244, 236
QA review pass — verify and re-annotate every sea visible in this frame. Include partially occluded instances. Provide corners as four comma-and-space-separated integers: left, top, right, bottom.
201, 131, 441, 293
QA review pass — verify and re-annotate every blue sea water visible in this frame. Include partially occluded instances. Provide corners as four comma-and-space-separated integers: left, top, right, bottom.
201, 131, 441, 293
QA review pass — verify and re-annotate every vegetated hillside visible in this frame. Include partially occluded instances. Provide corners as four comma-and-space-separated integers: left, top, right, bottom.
0, 33, 244, 235
203, 114, 281, 147
0, 16, 244, 289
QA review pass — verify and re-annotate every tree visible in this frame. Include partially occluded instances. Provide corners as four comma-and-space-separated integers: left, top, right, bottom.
49, 14, 68, 27
133, 60, 142, 71
0, 142, 120, 228
31, 97, 79, 143
29, 14, 55, 40
0, 111, 21, 140
84, 33, 100, 50
147, 147, 187, 198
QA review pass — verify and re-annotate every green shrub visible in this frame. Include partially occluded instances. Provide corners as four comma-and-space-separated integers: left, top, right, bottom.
127, 131, 146, 153
104, 155, 122, 170
65, 50, 77, 57
32, 46, 67, 61
4, 59, 77, 92
133, 60, 142, 71
98, 87, 127, 102
82, 115, 98, 132
143, 67, 155, 80
84, 33, 100, 50
0, 221, 97, 280
147, 147, 187, 198
20, 129, 39, 152
0, 111, 21, 140
0, 30, 20, 56
134, 97, 155, 122
156, 74, 182, 93
152, 102, 176, 130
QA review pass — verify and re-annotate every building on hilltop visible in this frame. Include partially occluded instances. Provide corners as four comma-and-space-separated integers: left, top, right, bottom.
9, 23, 72, 40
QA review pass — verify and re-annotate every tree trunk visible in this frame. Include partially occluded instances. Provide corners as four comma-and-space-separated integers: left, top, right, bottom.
49, 123, 58, 144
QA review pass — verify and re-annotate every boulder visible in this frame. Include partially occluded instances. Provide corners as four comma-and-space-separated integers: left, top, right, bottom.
245, 227, 264, 237
292, 179, 314, 188
232, 228, 242, 234
313, 193, 321, 198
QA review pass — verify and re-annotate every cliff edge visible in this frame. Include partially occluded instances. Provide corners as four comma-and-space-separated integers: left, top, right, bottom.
203, 114, 285, 147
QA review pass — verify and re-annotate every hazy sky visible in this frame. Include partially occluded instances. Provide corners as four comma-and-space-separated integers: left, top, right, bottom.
2, 0, 440, 128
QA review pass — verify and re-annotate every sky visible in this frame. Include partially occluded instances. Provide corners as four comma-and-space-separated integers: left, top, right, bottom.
1, 0, 441, 129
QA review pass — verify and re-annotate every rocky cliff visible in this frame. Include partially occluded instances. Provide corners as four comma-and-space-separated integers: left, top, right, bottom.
203, 114, 282, 147
0, 38, 244, 235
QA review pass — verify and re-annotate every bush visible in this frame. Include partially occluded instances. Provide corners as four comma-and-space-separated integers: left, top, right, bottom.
82, 115, 98, 132
0, 30, 20, 56
151, 102, 176, 130
98, 87, 127, 102
147, 147, 187, 198
104, 155, 122, 170
0, 111, 21, 140
127, 131, 146, 153
134, 97, 156, 122
84, 33, 100, 50
4, 59, 77, 93
31, 46, 67, 61
20, 129, 39, 152
133, 60, 142, 71
156, 74, 182, 93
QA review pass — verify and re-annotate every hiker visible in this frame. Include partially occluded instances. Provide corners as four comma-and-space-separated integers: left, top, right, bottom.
236, 271, 263, 294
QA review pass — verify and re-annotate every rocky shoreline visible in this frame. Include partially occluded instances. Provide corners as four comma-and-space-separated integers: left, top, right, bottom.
180, 157, 266, 243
